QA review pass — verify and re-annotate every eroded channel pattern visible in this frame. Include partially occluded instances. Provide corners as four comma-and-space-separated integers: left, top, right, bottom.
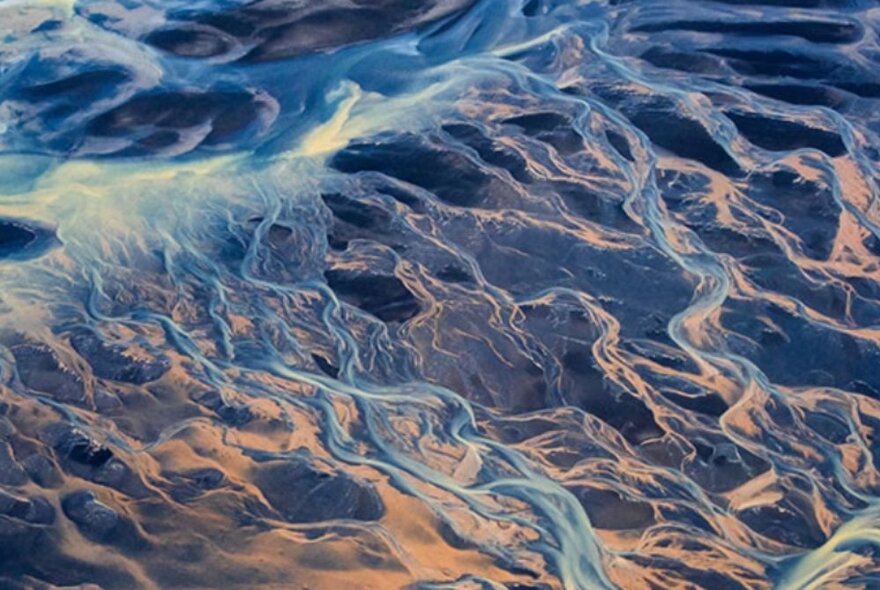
1, 0, 880, 588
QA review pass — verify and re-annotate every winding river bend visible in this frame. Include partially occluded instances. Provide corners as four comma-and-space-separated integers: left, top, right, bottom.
1, 0, 880, 588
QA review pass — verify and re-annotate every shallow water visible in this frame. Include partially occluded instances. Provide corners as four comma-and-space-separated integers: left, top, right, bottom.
1, 0, 880, 588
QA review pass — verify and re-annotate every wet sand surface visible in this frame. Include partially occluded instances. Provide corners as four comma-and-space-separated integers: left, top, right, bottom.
1, 0, 880, 588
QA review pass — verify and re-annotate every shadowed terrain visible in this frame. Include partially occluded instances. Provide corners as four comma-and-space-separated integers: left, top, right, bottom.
1, 0, 880, 588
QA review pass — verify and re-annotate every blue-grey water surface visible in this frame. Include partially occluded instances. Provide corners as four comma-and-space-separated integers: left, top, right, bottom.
1, 0, 880, 588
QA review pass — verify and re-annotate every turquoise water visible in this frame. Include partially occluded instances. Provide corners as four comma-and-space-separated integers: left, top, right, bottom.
1, 1, 880, 588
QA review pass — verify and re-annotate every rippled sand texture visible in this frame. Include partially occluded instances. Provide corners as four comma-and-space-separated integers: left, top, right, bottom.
1, 0, 880, 588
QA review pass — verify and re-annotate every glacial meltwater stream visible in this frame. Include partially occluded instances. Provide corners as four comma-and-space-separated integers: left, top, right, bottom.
1, 0, 880, 588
